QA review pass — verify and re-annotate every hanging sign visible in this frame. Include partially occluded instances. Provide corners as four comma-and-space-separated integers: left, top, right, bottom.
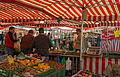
114, 30, 120, 38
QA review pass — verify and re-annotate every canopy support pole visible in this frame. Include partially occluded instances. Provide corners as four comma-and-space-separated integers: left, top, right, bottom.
80, 0, 85, 70
106, 21, 109, 56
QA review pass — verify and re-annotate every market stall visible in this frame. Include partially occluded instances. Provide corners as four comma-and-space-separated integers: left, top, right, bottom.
0, 0, 120, 77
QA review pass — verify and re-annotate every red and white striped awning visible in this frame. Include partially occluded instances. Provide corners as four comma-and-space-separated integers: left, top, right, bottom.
1, 0, 120, 21
0, 2, 53, 22
0, 0, 120, 29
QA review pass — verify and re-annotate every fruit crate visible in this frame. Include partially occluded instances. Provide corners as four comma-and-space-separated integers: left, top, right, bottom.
15, 58, 39, 67
31, 63, 56, 77
11, 67, 43, 77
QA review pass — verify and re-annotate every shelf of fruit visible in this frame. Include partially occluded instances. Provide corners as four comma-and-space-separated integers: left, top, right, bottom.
28, 54, 49, 62
72, 70, 101, 77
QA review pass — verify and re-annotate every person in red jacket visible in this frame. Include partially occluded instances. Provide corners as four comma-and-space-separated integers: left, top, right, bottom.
5, 27, 18, 56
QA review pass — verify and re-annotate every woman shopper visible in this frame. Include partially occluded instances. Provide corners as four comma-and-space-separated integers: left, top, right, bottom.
5, 27, 19, 56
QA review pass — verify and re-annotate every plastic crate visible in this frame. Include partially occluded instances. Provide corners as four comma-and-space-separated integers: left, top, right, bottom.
44, 71, 57, 77
12, 67, 43, 77
0, 68, 9, 77
56, 67, 65, 77
31, 63, 56, 77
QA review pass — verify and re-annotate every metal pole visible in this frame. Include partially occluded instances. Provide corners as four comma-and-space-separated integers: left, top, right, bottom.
106, 21, 109, 55
80, 0, 85, 70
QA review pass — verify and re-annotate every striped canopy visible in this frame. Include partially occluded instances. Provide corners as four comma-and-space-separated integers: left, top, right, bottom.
0, 0, 120, 27
0, 2, 53, 22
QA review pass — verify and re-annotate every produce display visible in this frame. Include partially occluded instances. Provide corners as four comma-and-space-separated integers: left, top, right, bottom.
29, 54, 49, 62
49, 49, 66, 54
33, 63, 52, 72
0, 62, 25, 71
73, 71, 100, 77
14, 67, 41, 77
16, 59, 39, 66
46, 61, 65, 70
49, 50, 80, 56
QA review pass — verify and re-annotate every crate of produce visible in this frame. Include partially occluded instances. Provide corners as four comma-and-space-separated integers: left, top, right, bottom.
16, 58, 40, 67
12, 67, 42, 77
45, 61, 65, 77
32, 63, 55, 77
0, 62, 25, 72
0, 62, 25, 77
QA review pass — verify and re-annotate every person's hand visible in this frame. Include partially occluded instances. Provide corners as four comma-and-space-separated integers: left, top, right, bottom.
15, 38, 19, 41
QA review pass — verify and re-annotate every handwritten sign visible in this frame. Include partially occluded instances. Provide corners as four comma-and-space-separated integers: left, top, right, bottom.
114, 30, 120, 38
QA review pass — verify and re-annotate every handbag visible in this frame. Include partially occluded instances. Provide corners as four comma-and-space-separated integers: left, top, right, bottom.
14, 41, 21, 52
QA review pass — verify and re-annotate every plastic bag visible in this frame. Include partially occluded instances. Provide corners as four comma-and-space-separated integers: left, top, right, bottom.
14, 41, 21, 52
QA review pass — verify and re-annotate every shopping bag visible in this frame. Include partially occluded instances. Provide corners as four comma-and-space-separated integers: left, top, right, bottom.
14, 41, 21, 52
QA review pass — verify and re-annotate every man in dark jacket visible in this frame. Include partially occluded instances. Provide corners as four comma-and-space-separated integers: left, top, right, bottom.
21, 30, 34, 54
5, 27, 18, 56
32, 28, 52, 57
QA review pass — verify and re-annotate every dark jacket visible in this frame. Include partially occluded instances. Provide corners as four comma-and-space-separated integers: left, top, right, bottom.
32, 33, 52, 49
5, 32, 17, 48
21, 34, 34, 49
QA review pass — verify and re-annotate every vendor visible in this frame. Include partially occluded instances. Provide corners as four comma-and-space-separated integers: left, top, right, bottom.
5, 27, 19, 56
75, 29, 85, 52
97, 35, 101, 47
32, 28, 53, 57
21, 30, 34, 54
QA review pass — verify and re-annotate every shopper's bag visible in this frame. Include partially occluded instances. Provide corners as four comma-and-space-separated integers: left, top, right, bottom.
14, 41, 21, 52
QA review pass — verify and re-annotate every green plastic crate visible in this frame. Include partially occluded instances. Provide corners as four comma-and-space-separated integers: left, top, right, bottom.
44, 71, 57, 77
31, 63, 56, 77
12, 67, 43, 77
0, 68, 9, 77
56, 67, 65, 77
